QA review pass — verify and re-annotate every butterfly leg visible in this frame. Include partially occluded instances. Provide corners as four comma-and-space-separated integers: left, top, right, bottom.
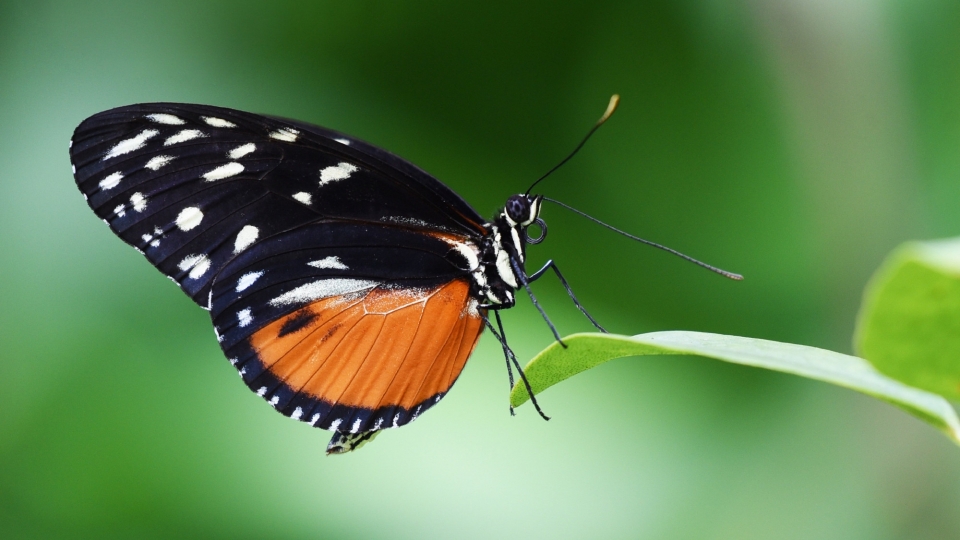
482, 312, 550, 421
510, 257, 567, 347
489, 310, 516, 416
527, 259, 607, 333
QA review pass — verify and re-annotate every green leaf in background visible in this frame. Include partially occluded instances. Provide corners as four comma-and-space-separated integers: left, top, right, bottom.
510, 332, 960, 445
855, 237, 960, 400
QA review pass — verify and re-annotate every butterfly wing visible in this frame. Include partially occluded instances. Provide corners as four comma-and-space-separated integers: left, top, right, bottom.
70, 103, 490, 442
211, 222, 485, 434
69, 103, 487, 306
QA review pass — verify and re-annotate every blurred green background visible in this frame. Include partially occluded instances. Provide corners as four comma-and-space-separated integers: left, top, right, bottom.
2, 0, 960, 538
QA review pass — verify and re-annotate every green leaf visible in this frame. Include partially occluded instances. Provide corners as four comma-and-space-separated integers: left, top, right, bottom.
855, 237, 960, 400
509, 331, 960, 445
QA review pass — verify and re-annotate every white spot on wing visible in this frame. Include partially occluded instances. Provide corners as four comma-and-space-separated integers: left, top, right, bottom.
351, 418, 361, 433
270, 396, 279, 407
269, 127, 299, 142
292, 407, 303, 420
202, 162, 244, 181
334, 138, 350, 145
178, 253, 211, 279
256, 386, 267, 396
329, 418, 342, 431
98, 172, 123, 190
292, 192, 312, 205
145, 155, 174, 170
238, 308, 253, 327
202, 116, 237, 128
310, 413, 321, 426
319, 162, 358, 185
233, 225, 259, 253
236, 271, 263, 292
268, 278, 378, 307
307, 256, 348, 270
129, 192, 147, 212
142, 226, 163, 248
228, 143, 256, 159
175, 207, 203, 231
146, 113, 185, 125
164, 129, 205, 145
103, 129, 158, 160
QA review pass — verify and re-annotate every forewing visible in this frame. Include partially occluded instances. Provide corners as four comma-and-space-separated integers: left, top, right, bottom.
70, 103, 487, 306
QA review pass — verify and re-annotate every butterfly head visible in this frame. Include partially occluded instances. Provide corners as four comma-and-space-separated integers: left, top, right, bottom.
500, 193, 546, 248
503, 194, 543, 227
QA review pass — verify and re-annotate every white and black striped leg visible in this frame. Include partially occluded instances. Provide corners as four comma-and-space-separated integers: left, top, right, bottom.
481, 312, 550, 421
528, 259, 607, 333
510, 256, 567, 348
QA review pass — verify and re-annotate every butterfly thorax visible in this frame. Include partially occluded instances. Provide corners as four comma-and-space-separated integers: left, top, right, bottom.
470, 194, 543, 309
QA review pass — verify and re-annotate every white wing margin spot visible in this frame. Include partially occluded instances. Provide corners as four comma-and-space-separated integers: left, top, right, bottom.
202, 116, 237, 128
269, 128, 299, 142
146, 114, 185, 125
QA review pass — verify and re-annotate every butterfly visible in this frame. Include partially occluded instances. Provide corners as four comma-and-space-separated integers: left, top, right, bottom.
69, 101, 600, 454
69, 98, 740, 454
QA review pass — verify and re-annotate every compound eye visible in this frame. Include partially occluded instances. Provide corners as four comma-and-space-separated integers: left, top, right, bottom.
505, 195, 529, 223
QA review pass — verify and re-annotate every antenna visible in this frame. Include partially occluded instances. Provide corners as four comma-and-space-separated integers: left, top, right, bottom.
526, 95, 620, 195
542, 197, 744, 280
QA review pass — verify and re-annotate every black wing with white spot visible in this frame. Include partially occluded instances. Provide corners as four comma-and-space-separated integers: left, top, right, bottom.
210, 221, 471, 352
69, 103, 487, 307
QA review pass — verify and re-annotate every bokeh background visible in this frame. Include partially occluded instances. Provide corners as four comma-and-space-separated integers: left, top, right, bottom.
2, 0, 960, 538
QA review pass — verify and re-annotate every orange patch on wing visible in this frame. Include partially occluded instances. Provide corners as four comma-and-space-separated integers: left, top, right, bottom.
249, 280, 483, 411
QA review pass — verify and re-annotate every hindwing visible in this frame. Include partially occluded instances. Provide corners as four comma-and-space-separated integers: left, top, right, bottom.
210, 222, 485, 433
